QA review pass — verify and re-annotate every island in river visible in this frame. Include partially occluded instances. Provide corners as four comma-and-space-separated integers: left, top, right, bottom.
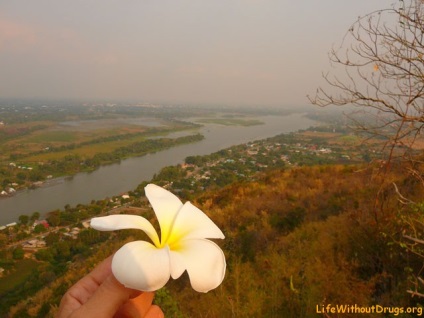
0, 102, 318, 224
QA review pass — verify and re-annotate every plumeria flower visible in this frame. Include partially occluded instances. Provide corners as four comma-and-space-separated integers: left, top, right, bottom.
90, 184, 226, 293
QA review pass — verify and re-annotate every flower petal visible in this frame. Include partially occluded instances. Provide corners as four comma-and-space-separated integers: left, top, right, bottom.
145, 184, 183, 244
112, 241, 171, 292
167, 202, 224, 246
168, 250, 186, 280
90, 215, 160, 247
169, 239, 226, 293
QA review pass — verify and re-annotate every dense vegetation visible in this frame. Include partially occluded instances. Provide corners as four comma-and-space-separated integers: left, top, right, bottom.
1, 103, 423, 317
3, 159, 424, 317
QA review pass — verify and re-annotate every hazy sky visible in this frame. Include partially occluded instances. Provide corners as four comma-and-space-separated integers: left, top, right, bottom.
0, 1, 393, 107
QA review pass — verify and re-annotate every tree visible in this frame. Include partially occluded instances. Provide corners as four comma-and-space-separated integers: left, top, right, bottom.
45, 232, 60, 246
18, 215, 29, 226
30, 211, 40, 223
309, 0, 424, 299
33, 224, 46, 234
309, 0, 424, 164
35, 248, 54, 262
55, 241, 71, 261
47, 211, 61, 227
0, 233, 7, 246
12, 247, 24, 260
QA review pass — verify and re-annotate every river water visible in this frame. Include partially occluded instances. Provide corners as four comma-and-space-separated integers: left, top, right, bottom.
0, 113, 316, 225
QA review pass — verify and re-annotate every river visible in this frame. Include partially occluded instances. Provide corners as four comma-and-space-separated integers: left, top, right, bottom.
0, 113, 316, 225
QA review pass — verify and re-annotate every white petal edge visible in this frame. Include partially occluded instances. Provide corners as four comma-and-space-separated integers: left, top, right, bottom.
90, 215, 160, 247
112, 241, 171, 292
167, 202, 224, 246
145, 184, 183, 243
169, 239, 226, 293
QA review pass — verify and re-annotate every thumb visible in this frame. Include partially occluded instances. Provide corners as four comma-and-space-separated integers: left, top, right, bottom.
73, 274, 140, 318
116, 292, 163, 318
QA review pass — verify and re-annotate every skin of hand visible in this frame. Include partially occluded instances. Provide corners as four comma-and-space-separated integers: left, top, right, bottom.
56, 256, 164, 318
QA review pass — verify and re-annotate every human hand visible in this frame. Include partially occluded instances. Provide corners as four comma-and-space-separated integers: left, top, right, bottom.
57, 256, 164, 318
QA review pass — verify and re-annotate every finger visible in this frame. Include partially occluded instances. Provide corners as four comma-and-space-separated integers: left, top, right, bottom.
114, 292, 155, 318
57, 256, 115, 317
72, 274, 140, 317
85, 255, 114, 281
145, 305, 165, 318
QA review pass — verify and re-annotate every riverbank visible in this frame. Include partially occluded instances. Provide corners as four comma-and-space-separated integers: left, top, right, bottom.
0, 113, 317, 225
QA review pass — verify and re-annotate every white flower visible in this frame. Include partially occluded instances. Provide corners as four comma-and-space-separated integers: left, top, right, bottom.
90, 184, 226, 293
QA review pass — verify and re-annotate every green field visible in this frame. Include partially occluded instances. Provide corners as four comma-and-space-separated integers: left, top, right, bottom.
0, 118, 191, 162
24, 134, 151, 161
26, 130, 79, 143
2, 126, 145, 155
0, 259, 38, 295
338, 134, 361, 144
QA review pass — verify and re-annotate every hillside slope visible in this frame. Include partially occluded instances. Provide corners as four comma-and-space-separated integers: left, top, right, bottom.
8, 164, 424, 317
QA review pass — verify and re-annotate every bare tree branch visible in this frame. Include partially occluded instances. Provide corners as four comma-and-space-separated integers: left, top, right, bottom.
308, 0, 424, 165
